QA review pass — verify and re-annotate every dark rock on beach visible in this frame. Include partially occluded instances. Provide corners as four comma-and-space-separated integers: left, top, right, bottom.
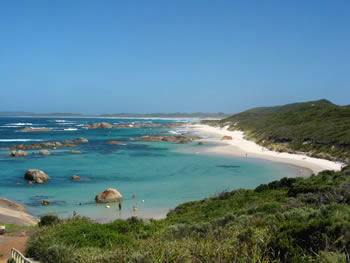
24, 169, 50, 184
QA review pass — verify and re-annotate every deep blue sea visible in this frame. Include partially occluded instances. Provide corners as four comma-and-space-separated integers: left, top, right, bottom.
0, 117, 301, 221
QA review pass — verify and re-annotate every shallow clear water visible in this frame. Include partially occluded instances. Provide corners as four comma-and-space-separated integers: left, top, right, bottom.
0, 117, 301, 221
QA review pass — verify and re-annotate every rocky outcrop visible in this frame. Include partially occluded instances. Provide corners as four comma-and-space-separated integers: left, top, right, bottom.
72, 175, 80, 180
9, 141, 76, 150
84, 122, 184, 129
0, 198, 39, 226
95, 188, 123, 203
39, 150, 50, 156
24, 169, 50, 184
8, 150, 28, 157
73, 137, 88, 143
106, 141, 122, 145
84, 122, 113, 129
221, 136, 233, 140
17, 128, 52, 132
71, 150, 81, 154
135, 135, 202, 143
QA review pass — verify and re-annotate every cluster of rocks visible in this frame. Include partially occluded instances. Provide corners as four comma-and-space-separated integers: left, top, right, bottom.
95, 188, 123, 203
8, 150, 28, 157
221, 136, 233, 140
17, 127, 52, 132
135, 135, 202, 143
83, 122, 183, 129
7, 138, 88, 156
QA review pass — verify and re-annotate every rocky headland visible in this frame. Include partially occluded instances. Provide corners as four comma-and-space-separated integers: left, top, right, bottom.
135, 135, 202, 143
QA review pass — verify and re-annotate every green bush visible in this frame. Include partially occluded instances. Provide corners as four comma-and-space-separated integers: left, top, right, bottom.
39, 214, 61, 227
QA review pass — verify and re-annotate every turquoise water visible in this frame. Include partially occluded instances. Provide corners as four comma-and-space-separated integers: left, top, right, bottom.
0, 117, 301, 221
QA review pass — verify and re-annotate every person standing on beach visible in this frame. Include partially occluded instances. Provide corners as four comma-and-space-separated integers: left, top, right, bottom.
118, 203, 122, 211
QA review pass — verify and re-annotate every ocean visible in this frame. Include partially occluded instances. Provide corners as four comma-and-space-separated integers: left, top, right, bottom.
0, 117, 301, 221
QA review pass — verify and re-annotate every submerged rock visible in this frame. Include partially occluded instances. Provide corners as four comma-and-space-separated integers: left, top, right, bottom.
72, 175, 80, 180
41, 200, 51, 206
73, 137, 88, 143
95, 188, 123, 203
106, 141, 122, 145
39, 150, 50, 156
24, 169, 50, 184
71, 150, 81, 154
8, 150, 28, 157
17, 128, 52, 132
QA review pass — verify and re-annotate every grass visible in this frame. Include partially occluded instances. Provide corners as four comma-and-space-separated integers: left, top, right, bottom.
202, 99, 350, 163
25, 165, 350, 262
0, 223, 35, 233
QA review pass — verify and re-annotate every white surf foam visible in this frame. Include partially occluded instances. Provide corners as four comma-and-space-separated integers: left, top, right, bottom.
57, 122, 76, 125
7, 123, 33, 126
64, 128, 78, 131
0, 139, 43, 142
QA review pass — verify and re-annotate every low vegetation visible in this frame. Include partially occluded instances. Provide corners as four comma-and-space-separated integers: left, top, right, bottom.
202, 99, 350, 163
26, 166, 350, 262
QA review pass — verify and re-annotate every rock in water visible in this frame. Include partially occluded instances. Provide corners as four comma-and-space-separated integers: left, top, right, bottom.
41, 200, 51, 206
71, 150, 81, 154
72, 175, 80, 180
106, 141, 122, 145
73, 137, 88, 143
24, 169, 50, 184
8, 150, 28, 157
95, 188, 123, 203
39, 150, 50, 156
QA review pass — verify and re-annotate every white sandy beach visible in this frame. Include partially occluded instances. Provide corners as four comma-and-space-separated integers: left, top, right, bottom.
187, 124, 344, 174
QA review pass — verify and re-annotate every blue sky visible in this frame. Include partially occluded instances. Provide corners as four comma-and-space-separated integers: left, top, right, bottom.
0, 1, 349, 114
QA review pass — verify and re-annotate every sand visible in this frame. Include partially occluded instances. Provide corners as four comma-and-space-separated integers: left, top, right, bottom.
0, 198, 38, 226
186, 124, 344, 174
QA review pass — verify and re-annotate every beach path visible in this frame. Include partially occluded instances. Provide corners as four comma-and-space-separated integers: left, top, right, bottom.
0, 235, 29, 263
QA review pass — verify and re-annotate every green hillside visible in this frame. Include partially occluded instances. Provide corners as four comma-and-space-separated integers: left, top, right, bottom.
26, 166, 350, 262
202, 99, 350, 163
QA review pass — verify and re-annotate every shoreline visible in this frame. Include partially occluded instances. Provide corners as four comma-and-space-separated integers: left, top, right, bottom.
0, 198, 38, 226
186, 124, 344, 174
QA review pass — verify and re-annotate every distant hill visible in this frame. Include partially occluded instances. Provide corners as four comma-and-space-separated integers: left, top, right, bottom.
202, 99, 350, 163
0, 112, 228, 118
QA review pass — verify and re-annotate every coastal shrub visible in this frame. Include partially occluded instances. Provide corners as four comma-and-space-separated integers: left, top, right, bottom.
26, 168, 350, 262
316, 251, 348, 263
39, 214, 61, 227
